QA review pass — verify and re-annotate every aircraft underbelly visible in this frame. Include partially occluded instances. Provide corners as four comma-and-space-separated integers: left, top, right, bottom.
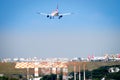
54, 14, 58, 16
51, 13, 58, 16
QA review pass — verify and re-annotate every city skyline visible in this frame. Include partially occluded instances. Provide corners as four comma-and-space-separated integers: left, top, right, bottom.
0, 0, 120, 58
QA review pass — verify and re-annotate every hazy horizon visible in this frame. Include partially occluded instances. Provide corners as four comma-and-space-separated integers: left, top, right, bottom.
0, 0, 120, 58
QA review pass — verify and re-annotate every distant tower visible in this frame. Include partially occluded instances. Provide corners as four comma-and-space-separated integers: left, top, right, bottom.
63, 67, 68, 80
34, 62, 39, 77
74, 63, 76, 80
83, 62, 86, 80
79, 63, 81, 80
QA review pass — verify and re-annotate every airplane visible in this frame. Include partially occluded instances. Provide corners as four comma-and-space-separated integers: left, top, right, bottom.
37, 4, 72, 19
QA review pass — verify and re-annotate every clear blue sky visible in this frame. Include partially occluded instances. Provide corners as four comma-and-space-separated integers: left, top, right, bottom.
0, 0, 120, 58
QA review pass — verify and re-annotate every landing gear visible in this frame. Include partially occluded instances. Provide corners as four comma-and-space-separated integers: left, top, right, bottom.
49, 16, 54, 19
50, 16, 52, 19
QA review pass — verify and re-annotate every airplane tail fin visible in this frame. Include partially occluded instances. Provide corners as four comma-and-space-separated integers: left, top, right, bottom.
56, 4, 58, 11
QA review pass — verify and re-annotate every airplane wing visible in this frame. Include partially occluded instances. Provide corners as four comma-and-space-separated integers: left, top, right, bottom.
59, 13, 72, 16
37, 12, 50, 16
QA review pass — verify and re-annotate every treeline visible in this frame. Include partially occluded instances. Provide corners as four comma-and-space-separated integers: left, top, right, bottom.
0, 65, 120, 80
0, 77, 18, 80
0, 74, 26, 80
90, 65, 120, 80
41, 65, 120, 80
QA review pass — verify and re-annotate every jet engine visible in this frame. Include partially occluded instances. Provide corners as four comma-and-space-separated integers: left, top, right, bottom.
47, 15, 49, 18
58, 15, 63, 19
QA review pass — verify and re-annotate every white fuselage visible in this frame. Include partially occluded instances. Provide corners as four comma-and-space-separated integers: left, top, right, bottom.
51, 10, 59, 16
